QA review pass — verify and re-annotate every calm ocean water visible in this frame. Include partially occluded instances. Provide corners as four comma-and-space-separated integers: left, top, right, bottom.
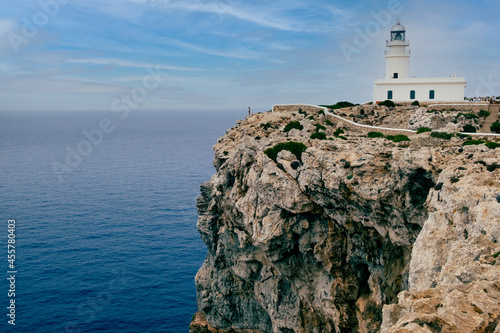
0, 110, 242, 332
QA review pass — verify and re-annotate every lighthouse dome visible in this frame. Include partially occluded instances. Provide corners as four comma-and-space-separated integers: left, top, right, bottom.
391, 19, 405, 32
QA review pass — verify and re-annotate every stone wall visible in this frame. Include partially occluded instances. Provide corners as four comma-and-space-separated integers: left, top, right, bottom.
424, 103, 490, 112
272, 104, 324, 114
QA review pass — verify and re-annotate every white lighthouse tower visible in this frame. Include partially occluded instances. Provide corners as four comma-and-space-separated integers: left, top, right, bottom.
373, 20, 466, 104
384, 19, 410, 80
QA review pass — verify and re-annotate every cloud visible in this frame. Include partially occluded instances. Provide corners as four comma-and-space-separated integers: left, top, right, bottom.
66, 58, 203, 71
0, 62, 22, 75
0, 18, 16, 38
161, 38, 263, 60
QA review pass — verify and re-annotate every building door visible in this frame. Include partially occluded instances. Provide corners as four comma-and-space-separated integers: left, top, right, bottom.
429, 90, 435, 100
410, 90, 415, 100
388, 90, 393, 99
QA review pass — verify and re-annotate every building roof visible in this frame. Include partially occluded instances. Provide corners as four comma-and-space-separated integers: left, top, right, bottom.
391, 19, 405, 32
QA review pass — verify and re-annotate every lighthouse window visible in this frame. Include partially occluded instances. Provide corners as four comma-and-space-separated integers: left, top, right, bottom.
429, 90, 435, 100
393, 73, 398, 79
387, 90, 393, 99
410, 90, 416, 99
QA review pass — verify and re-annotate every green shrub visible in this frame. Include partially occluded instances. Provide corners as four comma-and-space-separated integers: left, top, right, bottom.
261, 122, 273, 130
283, 121, 303, 132
494, 251, 500, 259
486, 142, 500, 149
325, 120, 335, 126
491, 122, 500, 134
318, 110, 325, 115
310, 132, 327, 140
392, 134, 411, 142
290, 161, 301, 169
320, 101, 356, 110
463, 140, 485, 146
431, 132, 454, 140
379, 100, 396, 108
334, 128, 344, 137
367, 131, 385, 138
337, 135, 347, 140
457, 113, 478, 119
417, 127, 432, 134
462, 124, 477, 133
298, 109, 307, 116
386, 135, 395, 141
457, 133, 472, 140
478, 110, 491, 118
411, 100, 420, 106
314, 123, 326, 132
347, 175, 353, 180
308, 116, 315, 120
264, 141, 308, 162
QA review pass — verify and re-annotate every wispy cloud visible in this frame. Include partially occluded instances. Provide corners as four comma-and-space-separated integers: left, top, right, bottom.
66, 58, 203, 71
0, 62, 23, 75
161, 37, 263, 60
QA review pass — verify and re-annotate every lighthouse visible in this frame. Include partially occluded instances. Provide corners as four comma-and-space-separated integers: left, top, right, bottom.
384, 19, 410, 80
373, 20, 466, 104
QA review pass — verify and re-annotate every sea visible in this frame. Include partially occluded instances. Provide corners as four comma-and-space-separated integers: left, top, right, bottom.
0, 110, 242, 333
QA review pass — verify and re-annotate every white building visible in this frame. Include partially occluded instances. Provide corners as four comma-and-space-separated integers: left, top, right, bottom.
373, 20, 467, 104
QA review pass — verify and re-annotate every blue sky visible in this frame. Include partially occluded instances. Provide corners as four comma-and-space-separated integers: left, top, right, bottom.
0, 0, 499, 112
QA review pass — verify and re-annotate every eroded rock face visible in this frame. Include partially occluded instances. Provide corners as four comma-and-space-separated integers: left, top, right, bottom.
191, 107, 500, 333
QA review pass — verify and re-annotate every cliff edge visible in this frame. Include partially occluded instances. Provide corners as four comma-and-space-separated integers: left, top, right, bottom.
190, 105, 500, 333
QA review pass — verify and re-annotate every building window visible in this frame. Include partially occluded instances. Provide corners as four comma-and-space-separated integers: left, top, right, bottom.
410, 90, 415, 99
429, 90, 435, 100
393, 73, 398, 79
387, 90, 393, 99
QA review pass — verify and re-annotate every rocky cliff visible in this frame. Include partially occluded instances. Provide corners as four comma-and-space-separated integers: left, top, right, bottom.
190, 105, 500, 333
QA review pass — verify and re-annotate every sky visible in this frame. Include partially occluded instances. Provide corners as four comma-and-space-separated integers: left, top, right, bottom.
0, 0, 499, 112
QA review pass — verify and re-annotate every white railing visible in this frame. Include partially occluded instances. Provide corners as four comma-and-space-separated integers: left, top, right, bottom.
272, 104, 500, 137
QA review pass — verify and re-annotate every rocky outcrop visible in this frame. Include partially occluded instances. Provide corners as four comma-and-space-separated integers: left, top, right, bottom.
191, 105, 500, 333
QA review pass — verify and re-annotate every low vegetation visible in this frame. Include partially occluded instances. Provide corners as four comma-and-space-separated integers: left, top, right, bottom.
283, 121, 303, 132
486, 142, 500, 149
457, 113, 478, 120
367, 131, 385, 138
378, 100, 396, 108
310, 132, 327, 140
261, 122, 274, 130
320, 101, 356, 110
463, 140, 485, 146
491, 122, 500, 134
431, 132, 454, 140
417, 127, 432, 134
479, 110, 491, 118
462, 124, 477, 133
264, 142, 308, 162
314, 123, 327, 132
390, 134, 411, 143
333, 128, 345, 137
411, 100, 420, 107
